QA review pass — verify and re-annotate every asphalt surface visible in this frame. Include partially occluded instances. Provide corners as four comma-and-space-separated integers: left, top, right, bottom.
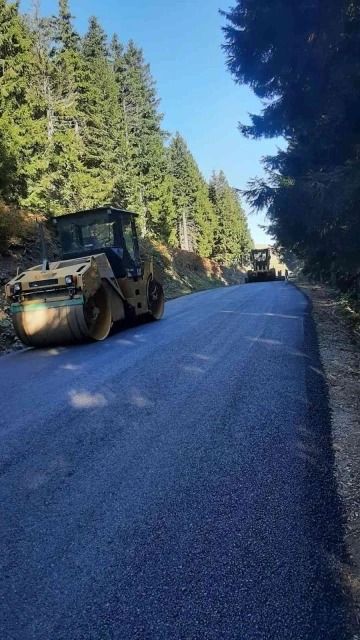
0, 282, 351, 639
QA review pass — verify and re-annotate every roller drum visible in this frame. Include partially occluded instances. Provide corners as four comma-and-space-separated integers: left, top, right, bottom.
12, 286, 112, 348
12, 303, 90, 347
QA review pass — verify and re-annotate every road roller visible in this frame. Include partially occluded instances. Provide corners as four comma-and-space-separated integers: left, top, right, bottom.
5, 207, 165, 347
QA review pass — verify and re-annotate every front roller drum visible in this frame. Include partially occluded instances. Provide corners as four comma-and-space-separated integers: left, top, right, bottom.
12, 286, 112, 348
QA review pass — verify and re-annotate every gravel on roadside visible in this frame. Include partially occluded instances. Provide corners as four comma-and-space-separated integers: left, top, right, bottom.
294, 278, 360, 633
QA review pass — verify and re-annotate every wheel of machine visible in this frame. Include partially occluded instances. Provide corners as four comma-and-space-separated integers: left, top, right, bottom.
147, 277, 164, 320
12, 284, 112, 347
13, 304, 89, 347
83, 285, 112, 341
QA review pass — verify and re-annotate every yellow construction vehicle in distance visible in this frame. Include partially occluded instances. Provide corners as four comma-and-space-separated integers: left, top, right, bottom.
246, 248, 277, 283
5, 207, 164, 348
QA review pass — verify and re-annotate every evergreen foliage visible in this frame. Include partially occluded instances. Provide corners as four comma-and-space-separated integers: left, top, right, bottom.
209, 170, 253, 265
222, 0, 360, 286
168, 133, 217, 257
0, 0, 253, 265
0, 1, 33, 202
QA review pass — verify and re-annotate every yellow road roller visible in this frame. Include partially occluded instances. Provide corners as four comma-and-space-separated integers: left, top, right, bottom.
5, 207, 165, 347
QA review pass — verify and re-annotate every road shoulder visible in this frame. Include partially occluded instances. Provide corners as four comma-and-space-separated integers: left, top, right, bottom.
295, 279, 360, 631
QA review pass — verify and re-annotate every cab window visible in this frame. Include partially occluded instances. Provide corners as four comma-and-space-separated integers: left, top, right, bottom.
121, 215, 136, 262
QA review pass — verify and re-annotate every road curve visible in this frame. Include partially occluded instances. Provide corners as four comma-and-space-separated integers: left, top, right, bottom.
0, 282, 351, 639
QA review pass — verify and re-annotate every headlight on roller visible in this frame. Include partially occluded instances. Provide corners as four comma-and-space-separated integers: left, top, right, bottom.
65, 275, 74, 285
13, 283, 22, 294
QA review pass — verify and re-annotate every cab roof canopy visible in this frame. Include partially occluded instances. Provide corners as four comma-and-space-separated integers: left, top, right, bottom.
55, 206, 139, 222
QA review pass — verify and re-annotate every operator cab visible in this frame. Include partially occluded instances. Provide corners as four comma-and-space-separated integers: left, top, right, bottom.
55, 207, 142, 279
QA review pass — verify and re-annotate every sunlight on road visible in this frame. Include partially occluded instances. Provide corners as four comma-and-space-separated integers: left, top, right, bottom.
69, 390, 108, 409
61, 364, 83, 371
249, 337, 282, 345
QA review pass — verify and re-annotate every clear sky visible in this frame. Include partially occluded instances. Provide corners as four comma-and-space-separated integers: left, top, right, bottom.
21, 0, 282, 244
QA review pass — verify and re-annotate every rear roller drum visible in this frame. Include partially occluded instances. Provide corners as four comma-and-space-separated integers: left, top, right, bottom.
147, 277, 164, 320
83, 285, 112, 341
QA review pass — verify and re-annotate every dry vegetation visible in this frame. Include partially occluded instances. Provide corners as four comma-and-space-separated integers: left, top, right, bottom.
139, 238, 246, 299
0, 211, 52, 354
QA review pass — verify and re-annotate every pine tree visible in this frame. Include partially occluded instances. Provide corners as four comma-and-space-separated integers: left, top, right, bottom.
0, 1, 33, 203
82, 15, 108, 59
234, 189, 253, 261
113, 40, 175, 239
76, 16, 123, 208
209, 170, 252, 265
19, 1, 87, 213
223, 0, 360, 283
55, 0, 79, 51
18, 0, 56, 212
0, 1, 253, 268
45, 0, 86, 212
110, 34, 142, 215
169, 133, 216, 256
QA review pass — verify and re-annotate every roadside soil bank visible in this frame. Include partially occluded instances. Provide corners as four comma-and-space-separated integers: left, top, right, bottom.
0, 236, 245, 356
294, 277, 360, 631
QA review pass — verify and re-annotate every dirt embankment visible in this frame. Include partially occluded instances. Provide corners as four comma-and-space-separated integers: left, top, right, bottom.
295, 278, 360, 627
0, 235, 53, 355
0, 233, 246, 356
139, 238, 246, 299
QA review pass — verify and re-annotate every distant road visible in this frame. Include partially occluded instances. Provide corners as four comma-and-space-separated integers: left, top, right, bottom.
0, 282, 350, 639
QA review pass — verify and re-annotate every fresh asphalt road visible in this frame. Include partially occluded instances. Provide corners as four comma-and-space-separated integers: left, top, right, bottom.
0, 282, 351, 639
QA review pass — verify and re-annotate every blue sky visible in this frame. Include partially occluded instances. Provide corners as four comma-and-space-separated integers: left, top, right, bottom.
21, 0, 281, 244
